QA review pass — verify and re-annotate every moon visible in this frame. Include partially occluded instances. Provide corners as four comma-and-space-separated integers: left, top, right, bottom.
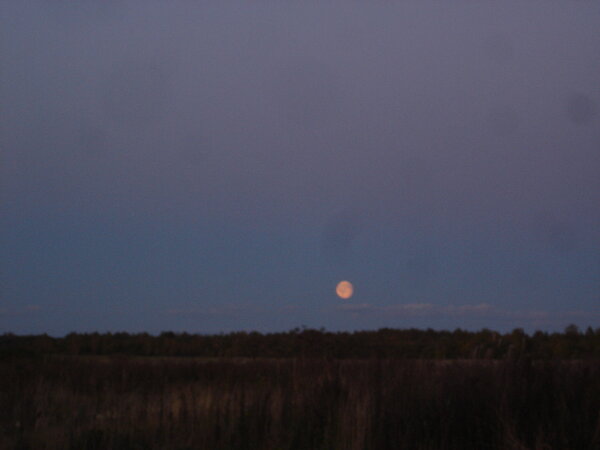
336, 281, 354, 299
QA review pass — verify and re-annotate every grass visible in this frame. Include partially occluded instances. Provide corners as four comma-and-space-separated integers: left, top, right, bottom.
1, 356, 598, 449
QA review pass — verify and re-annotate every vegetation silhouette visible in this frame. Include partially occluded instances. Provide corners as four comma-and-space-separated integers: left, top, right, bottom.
1, 326, 598, 449
2, 325, 599, 360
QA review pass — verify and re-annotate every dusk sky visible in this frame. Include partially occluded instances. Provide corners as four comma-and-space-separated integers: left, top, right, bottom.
1, 1, 599, 335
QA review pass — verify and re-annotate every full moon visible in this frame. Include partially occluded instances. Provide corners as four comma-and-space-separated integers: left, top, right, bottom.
336, 281, 354, 299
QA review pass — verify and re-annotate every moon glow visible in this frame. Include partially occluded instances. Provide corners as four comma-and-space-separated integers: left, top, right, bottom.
336, 281, 354, 299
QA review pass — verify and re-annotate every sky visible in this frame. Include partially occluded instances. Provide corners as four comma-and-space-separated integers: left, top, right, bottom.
1, 1, 599, 335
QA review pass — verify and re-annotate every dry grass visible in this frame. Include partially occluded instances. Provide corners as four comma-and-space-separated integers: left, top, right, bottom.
1, 357, 598, 449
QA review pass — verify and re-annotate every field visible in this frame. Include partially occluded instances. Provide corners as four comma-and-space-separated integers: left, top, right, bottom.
2, 356, 599, 450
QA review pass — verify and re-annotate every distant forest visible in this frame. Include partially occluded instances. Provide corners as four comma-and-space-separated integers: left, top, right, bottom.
2, 326, 599, 359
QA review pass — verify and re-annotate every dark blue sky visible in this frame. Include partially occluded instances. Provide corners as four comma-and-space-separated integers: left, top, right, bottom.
1, 1, 599, 335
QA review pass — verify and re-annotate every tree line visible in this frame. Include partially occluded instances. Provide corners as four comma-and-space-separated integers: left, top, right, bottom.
1, 325, 599, 359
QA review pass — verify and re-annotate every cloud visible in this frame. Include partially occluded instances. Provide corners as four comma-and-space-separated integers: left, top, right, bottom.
442, 303, 493, 315
334, 302, 436, 316
332, 302, 598, 324
334, 302, 497, 317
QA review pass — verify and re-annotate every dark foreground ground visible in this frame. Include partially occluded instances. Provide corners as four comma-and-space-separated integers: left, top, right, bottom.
1, 356, 599, 450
